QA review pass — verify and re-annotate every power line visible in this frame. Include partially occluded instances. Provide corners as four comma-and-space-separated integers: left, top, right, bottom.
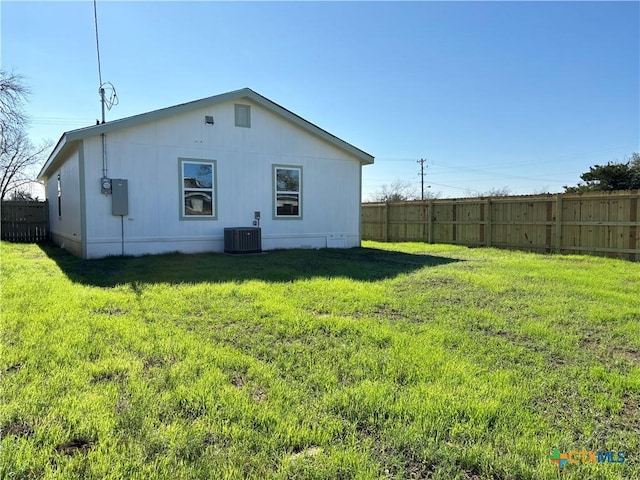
375, 157, 421, 162
32, 117, 95, 125
93, 0, 103, 87
426, 181, 468, 191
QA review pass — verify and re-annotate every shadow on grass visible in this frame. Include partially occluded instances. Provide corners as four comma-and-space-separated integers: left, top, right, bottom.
38, 242, 461, 287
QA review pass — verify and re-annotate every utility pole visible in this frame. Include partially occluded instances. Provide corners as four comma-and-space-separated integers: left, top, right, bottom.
417, 158, 427, 200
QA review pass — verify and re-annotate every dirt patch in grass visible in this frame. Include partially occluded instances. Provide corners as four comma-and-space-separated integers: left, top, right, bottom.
142, 354, 179, 372
624, 348, 640, 365
55, 438, 94, 455
91, 370, 128, 383
621, 394, 640, 426
368, 304, 434, 324
231, 373, 245, 389
372, 305, 406, 321
580, 335, 600, 350
579, 333, 640, 367
461, 472, 482, 480
403, 456, 436, 479
3, 363, 23, 373
142, 356, 175, 370
1, 420, 34, 439
290, 445, 322, 459
415, 276, 458, 287
375, 442, 436, 480
143, 358, 164, 370
116, 395, 130, 413
91, 307, 128, 316
253, 386, 268, 403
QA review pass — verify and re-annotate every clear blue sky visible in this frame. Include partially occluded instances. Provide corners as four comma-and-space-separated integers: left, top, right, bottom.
2, 1, 639, 199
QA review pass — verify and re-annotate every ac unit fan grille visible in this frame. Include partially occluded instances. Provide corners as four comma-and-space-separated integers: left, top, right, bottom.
224, 227, 262, 254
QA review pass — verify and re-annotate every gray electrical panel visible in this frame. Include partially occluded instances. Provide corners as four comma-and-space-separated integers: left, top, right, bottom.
111, 179, 128, 216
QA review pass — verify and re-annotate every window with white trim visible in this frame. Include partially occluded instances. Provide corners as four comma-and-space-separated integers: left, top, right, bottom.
180, 159, 216, 219
274, 165, 301, 218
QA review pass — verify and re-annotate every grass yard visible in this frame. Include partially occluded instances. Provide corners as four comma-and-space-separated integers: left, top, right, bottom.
1, 241, 639, 479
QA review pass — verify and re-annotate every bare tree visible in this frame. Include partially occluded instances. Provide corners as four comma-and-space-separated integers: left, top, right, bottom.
0, 69, 50, 200
370, 179, 418, 202
420, 189, 441, 200
465, 186, 512, 198
533, 185, 551, 195
0, 69, 30, 143
9, 189, 37, 201
0, 130, 51, 200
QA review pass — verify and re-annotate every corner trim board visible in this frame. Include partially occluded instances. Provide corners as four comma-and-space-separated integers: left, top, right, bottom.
78, 140, 88, 259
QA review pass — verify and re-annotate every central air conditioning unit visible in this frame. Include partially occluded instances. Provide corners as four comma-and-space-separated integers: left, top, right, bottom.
224, 227, 262, 254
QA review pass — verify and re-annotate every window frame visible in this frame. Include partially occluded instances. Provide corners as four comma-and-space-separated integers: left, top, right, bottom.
273, 164, 302, 220
234, 104, 251, 128
178, 158, 218, 221
57, 173, 62, 218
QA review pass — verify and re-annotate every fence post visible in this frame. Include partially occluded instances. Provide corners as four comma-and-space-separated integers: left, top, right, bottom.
629, 196, 638, 261
383, 202, 389, 242
555, 193, 563, 253
486, 198, 492, 247
427, 200, 433, 244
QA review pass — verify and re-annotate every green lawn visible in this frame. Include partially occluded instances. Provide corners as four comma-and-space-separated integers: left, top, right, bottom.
1, 241, 638, 479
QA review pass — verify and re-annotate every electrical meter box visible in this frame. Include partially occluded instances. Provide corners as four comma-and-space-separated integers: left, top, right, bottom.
111, 179, 129, 216
101, 177, 112, 194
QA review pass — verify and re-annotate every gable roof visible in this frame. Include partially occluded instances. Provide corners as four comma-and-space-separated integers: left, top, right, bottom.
38, 88, 374, 179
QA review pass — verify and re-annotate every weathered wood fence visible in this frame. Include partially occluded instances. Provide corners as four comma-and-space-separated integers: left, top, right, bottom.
362, 191, 640, 261
1, 201, 49, 242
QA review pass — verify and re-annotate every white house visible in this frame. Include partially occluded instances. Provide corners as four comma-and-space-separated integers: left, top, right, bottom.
37, 88, 374, 259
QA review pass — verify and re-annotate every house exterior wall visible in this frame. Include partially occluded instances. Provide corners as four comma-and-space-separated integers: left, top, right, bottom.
46, 148, 83, 256
80, 98, 363, 258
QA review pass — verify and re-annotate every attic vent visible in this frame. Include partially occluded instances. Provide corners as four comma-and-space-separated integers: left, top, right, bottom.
224, 227, 261, 254
205, 115, 214, 125
234, 104, 251, 128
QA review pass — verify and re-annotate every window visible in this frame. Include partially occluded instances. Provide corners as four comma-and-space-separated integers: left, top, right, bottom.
234, 104, 251, 128
179, 159, 217, 220
274, 165, 302, 218
57, 174, 61, 217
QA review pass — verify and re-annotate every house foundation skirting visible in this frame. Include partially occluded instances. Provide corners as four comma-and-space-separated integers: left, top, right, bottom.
82, 233, 360, 258
51, 232, 83, 257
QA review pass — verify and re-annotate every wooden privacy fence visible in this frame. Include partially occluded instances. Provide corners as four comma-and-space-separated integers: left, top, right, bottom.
362, 190, 640, 261
1, 201, 49, 243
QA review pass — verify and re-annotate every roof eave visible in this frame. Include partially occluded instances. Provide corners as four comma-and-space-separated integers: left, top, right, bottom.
38, 134, 68, 180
